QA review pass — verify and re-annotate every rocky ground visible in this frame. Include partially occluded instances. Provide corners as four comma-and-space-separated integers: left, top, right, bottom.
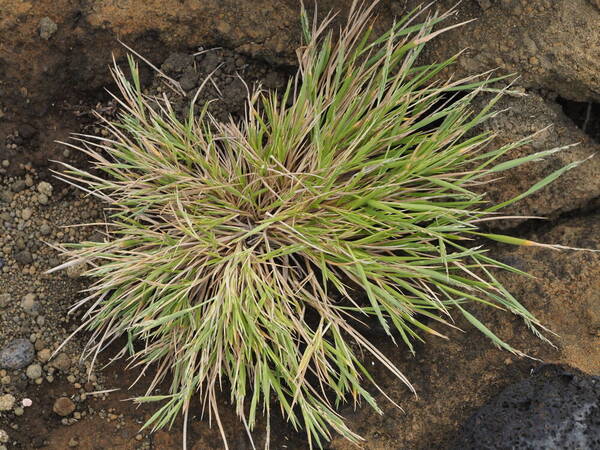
0, 165, 116, 448
1, 0, 599, 449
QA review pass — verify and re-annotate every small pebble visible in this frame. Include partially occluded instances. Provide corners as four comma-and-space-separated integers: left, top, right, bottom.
50, 353, 71, 371
40, 223, 51, 235
21, 208, 33, 220
37, 348, 52, 362
0, 190, 12, 203
37, 181, 53, 197
21, 293, 39, 315
0, 394, 15, 411
0, 294, 10, 308
38, 193, 49, 205
39, 17, 58, 40
0, 339, 35, 369
26, 363, 42, 380
66, 261, 87, 279
12, 180, 26, 193
53, 397, 76, 417
14, 250, 33, 265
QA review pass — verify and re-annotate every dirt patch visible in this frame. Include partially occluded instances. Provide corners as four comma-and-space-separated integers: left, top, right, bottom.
0, 172, 110, 448
149, 48, 290, 123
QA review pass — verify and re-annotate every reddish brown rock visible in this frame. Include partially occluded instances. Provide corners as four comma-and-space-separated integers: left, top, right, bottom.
53, 397, 76, 417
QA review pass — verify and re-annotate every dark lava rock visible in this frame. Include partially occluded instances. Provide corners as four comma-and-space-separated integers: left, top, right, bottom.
18, 124, 37, 140
179, 67, 199, 91
11, 180, 26, 193
452, 365, 600, 450
160, 52, 194, 75
0, 338, 35, 369
14, 249, 32, 265
199, 52, 221, 73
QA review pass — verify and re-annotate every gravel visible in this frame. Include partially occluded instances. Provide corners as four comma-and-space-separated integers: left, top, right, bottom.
0, 110, 127, 448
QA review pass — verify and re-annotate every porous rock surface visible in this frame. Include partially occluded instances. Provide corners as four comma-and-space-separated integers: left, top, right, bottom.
452, 365, 600, 450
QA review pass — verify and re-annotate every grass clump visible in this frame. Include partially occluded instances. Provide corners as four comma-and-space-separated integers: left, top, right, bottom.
51, 1, 585, 448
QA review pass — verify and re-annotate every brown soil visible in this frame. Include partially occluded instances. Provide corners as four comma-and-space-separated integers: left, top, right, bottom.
1, 1, 599, 449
